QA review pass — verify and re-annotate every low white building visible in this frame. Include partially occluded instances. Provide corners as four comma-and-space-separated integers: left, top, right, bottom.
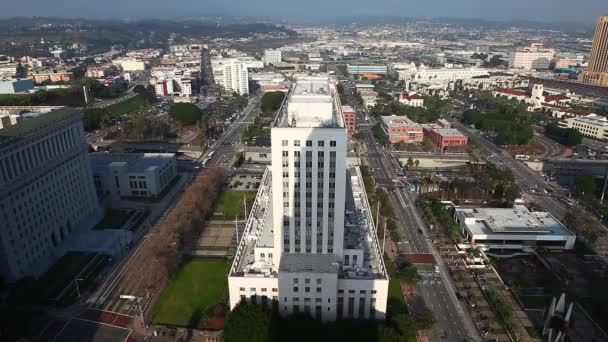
559, 114, 608, 141
359, 91, 378, 109
509, 43, 555, 70
398, 63, 489, 84
454, 205, 576, 252
264, 49, 282, 65
113, 58, 146, 72
398, 93, 424, 107
91, 153, 178, 200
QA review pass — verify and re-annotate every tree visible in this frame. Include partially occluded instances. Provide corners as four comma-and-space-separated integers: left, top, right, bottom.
394, 314, 418, 342
169, 103, 202, 125
575, 175, 597, 201
133, 84, 147, 94
406, 157, 414, 168
260, 91, 285, 116
377, 325, 402, 342
352, 131, 367, 141
545, 123, 582, 146
395, 260, 421, 284
372, 123, 389, 146
414, 306, 436, 330
414, 160, 420, 168
223, 301, 274, 342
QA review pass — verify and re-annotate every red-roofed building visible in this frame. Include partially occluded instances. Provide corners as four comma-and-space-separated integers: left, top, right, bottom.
262, 85, 289, 93
406, 253, 435, 265
492, 84, 571, 111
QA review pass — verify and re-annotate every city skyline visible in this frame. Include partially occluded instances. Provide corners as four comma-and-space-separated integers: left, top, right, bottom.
2, 0, 607, 24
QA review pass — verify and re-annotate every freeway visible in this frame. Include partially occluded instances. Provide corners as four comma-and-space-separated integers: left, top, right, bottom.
361, 124, 479, 341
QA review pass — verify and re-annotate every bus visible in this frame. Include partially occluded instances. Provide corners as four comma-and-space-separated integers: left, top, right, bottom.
514, 154, 529, 161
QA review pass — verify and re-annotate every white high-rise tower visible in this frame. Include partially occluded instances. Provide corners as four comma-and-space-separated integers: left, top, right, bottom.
228, 77, 388, 321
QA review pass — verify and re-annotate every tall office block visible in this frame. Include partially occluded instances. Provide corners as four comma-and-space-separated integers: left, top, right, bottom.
0, 108, 102, 281
228, 77, 388, 322
580, 16, 608, 86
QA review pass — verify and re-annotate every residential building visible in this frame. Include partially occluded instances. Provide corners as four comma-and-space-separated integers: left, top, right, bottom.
90, 153, 178, 200
558, 114, 608, 140
380, 115, 423, 143
508, 43, 555, 70
347, 65, 388, 75
0, 108, 103, 281
359, 91, 378, 109
454, 205, 576, 252
86, 67, 106, 78
398, 93, 424, 107
211, 58, 249, 95
0, 63, 17, 78
341, 106, 356, 137
0, 79, 35, 94
31, 71, 73, 83
264, 49, 282, 65
228, 77, 389, 321
422, 125, 468, 151
579, 16, 608, 86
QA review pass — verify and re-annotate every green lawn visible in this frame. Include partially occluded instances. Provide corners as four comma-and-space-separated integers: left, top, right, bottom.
94, 208, 134, 229
107, 94, 146, 116
151, 258, 231, 327
214, 191, 256, 219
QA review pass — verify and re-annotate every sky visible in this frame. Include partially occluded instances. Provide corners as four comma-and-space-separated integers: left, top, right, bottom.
1, 0, 607, 24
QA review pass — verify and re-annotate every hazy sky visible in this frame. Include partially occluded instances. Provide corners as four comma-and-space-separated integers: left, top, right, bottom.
2, 0, 607, 23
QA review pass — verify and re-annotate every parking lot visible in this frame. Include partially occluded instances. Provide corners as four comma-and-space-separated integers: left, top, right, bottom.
227, 172, 263, 191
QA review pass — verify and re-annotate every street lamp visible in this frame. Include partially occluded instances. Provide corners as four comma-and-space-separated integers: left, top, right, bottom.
74, 278, 84, 303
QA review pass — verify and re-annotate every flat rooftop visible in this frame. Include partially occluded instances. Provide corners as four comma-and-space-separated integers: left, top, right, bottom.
458, 205, 575, 236
230, 166, 387, 280
433, 128, 466, 137
0, 107, 79, 148
90, 152, 175, 174
381, 115, 420, 127
276, 77, 344, 129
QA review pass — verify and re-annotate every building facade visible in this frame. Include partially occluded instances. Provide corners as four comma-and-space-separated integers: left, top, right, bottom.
228, 77, 388, 321
579, 16, 608, 86
423, 126, 468, 151
341, 106, 356, 137
398, 93, 424, 107
0, 108, 102, 281
212, 58, 249, 95
264, 49, 282, 65
380, 115, 423, 143
90, 153, 177, 200
558, 114, 608, 140
508, 43, 555, 70
347, 65, 388, 75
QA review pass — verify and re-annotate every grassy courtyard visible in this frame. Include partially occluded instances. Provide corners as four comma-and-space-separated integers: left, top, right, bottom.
151, 258, 231, 327
107, 94, 146, 116
214, 190, 256, 219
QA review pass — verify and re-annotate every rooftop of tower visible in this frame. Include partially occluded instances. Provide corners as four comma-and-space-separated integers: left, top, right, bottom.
275, 76, 345, 129
228, 166, 387, 281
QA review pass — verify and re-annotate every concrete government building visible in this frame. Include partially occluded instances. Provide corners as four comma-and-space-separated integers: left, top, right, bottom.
228, 77, 388, 321
0, 108, 102, 281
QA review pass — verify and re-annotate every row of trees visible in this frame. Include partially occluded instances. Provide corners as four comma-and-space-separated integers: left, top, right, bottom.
223, 301, 417, 342
124, 169, 226, 316
544, 123, 582, 146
